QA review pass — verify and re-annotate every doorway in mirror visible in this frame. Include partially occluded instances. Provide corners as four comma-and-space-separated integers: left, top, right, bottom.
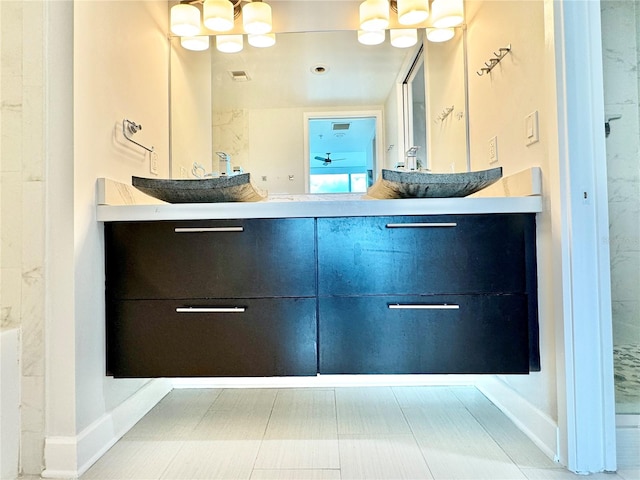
304, 112, 382, 194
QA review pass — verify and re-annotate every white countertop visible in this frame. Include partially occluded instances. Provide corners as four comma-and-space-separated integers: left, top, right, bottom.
96, 168, 544, 222
96, 195, 543, 221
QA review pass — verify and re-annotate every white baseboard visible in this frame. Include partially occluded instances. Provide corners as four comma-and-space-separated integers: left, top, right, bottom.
616, 415, 640, 468
42, 378, 172, 479
1, 329, 20, 480
476, 377, 560, 462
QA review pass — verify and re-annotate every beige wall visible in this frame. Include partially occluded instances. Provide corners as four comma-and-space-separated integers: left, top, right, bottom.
466, 0, 559, 420
72, 0, 170, 434
170, 37, 212, 178
425, 28, 468, 173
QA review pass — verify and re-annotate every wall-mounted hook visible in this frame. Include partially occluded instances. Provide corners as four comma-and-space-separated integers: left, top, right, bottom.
436, 105, 455, 122
122, 118, 154, 153
493, 45, 511, 58
477, 44, 512, 77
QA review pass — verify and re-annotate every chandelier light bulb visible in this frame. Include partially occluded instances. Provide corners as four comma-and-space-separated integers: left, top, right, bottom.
359, 0, 390, 31
203, 0, 234, 31
170, 3, 201, 37
397, 0, 429, 26
431, 0, 464, 28
243, 1, 273, 35
390, 28, 418, 48
216, 34, 244, 53
426, 27, 455, 42
357, 29, 386, 46
248, 33, 276, 48
180, 35, 210, 51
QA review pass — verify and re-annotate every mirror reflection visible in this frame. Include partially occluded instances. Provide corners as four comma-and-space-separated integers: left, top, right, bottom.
170, 27, 468, 194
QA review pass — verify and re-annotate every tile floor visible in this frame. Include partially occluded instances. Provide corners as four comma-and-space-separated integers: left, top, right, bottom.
78, 386, 639, 480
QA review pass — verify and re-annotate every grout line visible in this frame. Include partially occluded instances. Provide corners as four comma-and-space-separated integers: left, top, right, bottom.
248, 388, 279, 475
390, 386, 436, 480
331, 387, 343, 476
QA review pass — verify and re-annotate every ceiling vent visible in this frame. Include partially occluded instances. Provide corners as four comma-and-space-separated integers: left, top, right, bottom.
229, 70, 250, 82
332, 122, 351, 131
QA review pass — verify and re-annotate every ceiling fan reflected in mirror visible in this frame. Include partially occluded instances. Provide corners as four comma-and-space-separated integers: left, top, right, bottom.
314, 153, 346, 166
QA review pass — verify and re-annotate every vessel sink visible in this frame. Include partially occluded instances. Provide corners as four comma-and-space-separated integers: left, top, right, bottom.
366, 167, 503, 199
132, 174, 267, 203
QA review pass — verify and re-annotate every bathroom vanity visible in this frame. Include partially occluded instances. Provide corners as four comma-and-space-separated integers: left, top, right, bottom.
99, 191, 542, 378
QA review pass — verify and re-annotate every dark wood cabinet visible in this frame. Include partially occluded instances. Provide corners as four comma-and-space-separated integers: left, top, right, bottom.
107, 298, 317, 377
104, 218, 316, 300
318, 294, 529, 374
317, 215, 529, 296
317, 213, 539, 374
105, 218, 317, 377
104, 213, 538, 377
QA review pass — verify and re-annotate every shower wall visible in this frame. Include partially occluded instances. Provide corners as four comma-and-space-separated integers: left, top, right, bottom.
601, 0, 640, 414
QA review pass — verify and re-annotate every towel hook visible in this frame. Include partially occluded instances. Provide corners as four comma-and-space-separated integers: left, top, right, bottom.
477, 44, 512, 76
122, 118, 154, 153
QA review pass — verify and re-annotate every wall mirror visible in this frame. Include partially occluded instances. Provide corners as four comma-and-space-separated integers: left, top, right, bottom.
169, 25, 468, 194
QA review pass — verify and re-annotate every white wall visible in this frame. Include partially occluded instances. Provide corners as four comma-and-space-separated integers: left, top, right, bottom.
170, 38, 212, 178
383, 80, 402, 170
425, 28, 468, 173
465, 0, 559, 423
44, 2, 173, 477
73, 0, 169, 432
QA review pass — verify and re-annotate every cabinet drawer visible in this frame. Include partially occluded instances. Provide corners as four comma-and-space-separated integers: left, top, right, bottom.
107, 298, 317, 377
318, 294, 529, 374
105, 218, 316, 299
317, 214, 533, 296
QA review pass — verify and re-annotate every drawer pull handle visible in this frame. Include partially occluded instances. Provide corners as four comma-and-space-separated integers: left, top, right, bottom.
174, 227, 244, 233
176, 307, 246, 313
385, 223, 457, 228
388, 304, 460, 310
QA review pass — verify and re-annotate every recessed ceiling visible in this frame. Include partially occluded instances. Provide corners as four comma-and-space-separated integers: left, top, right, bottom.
211, 30, 411, 110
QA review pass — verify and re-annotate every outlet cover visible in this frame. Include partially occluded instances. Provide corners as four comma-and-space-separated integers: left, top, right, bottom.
150, 151, 159, 175
488, 136, 498, 164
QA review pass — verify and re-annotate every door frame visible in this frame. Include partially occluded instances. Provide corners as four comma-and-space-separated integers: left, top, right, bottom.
552, 0, 617, 472
303, 110, 383, 194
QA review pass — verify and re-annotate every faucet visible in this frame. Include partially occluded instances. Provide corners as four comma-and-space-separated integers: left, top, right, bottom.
405, 146, 419, 171
216, 151, 232, 176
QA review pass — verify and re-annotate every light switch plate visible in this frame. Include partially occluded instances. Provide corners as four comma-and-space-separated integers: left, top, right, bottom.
525, 111, 539, 146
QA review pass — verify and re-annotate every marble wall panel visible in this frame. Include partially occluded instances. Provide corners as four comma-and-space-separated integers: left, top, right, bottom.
601, 0, 640, 411
1, 172, 22, 269
1, 0, 47, 474
0, 267, 20, 330
212, 109, 250, 170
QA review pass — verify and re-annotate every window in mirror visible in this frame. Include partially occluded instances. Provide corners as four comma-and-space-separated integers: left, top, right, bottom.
403, 47, 428, 170
306, 114, 380, 194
